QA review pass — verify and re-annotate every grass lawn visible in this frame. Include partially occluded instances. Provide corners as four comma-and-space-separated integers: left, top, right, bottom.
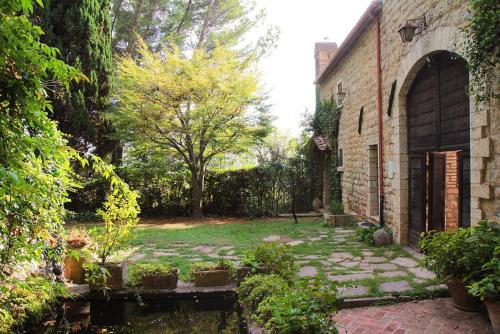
85, 217, 443, 298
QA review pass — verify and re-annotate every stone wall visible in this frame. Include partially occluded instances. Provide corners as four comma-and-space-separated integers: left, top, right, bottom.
317, 0, 499, 244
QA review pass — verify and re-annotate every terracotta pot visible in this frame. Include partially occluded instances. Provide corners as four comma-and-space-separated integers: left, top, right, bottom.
485, 298, 500, 334
63, 255, 86, 284
90, 262, 126, 290
194, 269, 231, 287
142, 270, 178, 290
445, 277, 481, 312
312, 198, 322, 211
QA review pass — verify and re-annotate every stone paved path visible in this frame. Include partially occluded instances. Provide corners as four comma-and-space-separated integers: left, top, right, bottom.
334, 298, 493, 334
124, 223, 441, 297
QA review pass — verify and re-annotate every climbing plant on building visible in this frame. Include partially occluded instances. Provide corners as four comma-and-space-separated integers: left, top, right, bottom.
460, 0, 499, 108
312, 99, 342, 203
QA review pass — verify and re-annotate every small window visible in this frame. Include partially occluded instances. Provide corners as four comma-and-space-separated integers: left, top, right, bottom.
338, 148, 343, 167
387, 80, 397, 117
358, 107, 364, 134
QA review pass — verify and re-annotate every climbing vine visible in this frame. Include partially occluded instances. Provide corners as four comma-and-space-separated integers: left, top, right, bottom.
461, 0, 499, 107
312, 98, 342, 204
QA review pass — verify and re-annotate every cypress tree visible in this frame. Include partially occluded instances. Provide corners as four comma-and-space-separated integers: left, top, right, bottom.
36, 0, 117, 159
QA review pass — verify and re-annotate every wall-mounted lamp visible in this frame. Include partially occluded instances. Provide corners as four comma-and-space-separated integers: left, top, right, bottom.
337, 82, 346, 104
398, 16, 427, 43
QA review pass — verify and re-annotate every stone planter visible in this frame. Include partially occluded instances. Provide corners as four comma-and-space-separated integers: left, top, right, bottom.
445, 277, 481, 312
142, 270, 179, 290
236, 266, 268, 284
324, 213, 356, 226
485, 298, 500, 334
90, 262, 127, 291
63, 252, 87, 284
193, 269, 231, 287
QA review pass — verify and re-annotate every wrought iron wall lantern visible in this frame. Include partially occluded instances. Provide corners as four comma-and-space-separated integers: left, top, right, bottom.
398, 16, 427, 43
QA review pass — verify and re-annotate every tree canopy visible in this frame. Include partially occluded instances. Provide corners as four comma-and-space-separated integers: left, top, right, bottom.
35, 0, 116, 158
110, 42, 266, 217
111, 0, 278, 57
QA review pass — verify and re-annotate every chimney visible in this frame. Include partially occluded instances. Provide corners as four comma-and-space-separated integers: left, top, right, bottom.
314, 42, 338, 80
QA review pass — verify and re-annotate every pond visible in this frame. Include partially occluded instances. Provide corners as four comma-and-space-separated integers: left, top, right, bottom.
39, 296, 247, 334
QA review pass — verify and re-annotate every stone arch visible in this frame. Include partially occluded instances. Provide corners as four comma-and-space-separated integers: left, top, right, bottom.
390, 26, 473, 245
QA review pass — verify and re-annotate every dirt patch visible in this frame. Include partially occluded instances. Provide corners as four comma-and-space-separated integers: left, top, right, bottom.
138, 216, 288, 228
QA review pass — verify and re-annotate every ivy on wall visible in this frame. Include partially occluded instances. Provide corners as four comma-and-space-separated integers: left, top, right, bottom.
461, 0, 499, 107
311, 98, 342, 204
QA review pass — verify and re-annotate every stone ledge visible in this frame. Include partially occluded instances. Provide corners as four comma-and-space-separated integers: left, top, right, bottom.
324, 213, 357, 226
66, 282, 237, 301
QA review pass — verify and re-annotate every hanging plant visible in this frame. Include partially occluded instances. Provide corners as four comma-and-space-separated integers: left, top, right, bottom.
460, 0, 500, 108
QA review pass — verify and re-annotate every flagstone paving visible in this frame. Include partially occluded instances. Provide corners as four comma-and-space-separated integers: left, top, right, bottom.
123, 220, 441, 298
334, 298, 494, 334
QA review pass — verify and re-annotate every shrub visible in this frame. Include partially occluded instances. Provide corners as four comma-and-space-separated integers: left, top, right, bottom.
419, 221, 500, 282
0, 276, 68, 334
329, 201, 344, 215
237, 274, 290, 316
240, 243, 296, 281
255, 281, 340, 334
355, 225, 379, 244
127, 263, 177, 287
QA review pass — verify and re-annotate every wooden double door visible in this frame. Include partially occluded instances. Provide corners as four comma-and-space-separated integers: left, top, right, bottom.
407, 52, 471, 248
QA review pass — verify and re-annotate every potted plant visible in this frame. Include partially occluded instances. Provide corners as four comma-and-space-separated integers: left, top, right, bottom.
466, 221, 500, 333
419, 221, 500, 312
85, 158, 140, 291
127, 263, 179, 290
238, 243, 296, 283
468, 245, 500, 333
191, 258, 233, 287
63, 228, 91, 284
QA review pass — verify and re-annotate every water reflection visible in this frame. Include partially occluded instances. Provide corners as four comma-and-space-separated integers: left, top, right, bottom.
42, 296, 246, 334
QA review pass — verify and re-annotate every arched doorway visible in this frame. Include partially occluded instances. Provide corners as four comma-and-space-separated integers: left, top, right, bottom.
407, 51, 470, 248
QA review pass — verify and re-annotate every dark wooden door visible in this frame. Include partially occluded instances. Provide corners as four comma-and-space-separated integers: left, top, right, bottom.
407, 52, 470, 248
408, 154, 426, 247
429, 153, 446, 231
459, 153, 471, 227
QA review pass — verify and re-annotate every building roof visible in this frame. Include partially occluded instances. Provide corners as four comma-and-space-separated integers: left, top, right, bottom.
313, 135, 331, 151
315, 1, 383, 84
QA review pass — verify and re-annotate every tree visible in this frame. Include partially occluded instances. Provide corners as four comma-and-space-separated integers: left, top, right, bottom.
111, 0, 278, 57
0, 0, 83, 271
35, 0, 117, 159
110, 42, 263, 218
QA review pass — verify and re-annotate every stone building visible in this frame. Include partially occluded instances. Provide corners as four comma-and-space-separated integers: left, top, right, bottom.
314, 0, 499, 247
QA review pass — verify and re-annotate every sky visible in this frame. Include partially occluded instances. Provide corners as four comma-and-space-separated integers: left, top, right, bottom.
255, 0, 373, 135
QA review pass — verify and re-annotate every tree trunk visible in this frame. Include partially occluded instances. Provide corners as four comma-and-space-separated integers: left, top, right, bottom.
191, 171, 204, 220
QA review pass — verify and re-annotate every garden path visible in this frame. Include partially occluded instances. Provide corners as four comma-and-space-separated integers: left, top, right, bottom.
120, 219, 442, 298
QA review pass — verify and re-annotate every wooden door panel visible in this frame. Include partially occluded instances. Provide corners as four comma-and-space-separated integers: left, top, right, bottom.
409, 154, 427, 248
460, 153, 471, 227
429, 153, 446, 232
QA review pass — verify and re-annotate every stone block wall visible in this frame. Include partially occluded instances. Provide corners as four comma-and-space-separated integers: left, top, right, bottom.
317, 0, 499, 244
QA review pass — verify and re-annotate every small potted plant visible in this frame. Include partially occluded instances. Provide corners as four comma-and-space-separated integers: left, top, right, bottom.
191, 258, 233, 287
419, 221, 499, 312
85, 158, 140, 291
127, 263, 179, 290
63, 228, 91, 284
